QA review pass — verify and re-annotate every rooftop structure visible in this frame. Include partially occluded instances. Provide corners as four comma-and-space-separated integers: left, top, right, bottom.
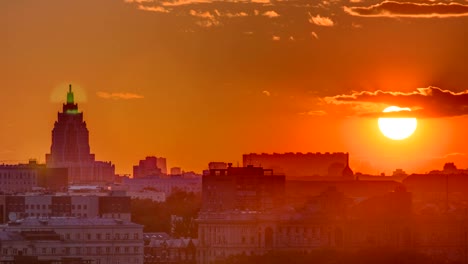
243, 152, 353, 178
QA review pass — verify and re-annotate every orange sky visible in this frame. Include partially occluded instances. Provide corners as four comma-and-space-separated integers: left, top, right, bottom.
2, 0, 468, 175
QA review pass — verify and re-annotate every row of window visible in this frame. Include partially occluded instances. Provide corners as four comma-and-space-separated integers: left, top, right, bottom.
63, 232, 140, 241
0, 181, 35, 184
23, 204, 88, 210
0, 173, 34, 178
24, 213, 88, 217
2, 246, 141, 256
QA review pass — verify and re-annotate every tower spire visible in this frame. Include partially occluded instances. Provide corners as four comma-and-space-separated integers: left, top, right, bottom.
67, 84, 74, 104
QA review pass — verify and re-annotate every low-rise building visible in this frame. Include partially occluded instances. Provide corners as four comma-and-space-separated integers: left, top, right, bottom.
0, 193, 131, 223
0, 217, 144, 264
122, 176, 201, 196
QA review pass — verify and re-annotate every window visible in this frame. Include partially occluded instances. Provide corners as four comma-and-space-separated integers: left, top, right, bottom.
106, 233, 110, 240
87, 233, 91, 240
51, 248, 56, 254
134, 233, 139, 240
134, 247, 139, 253
106, 247, 110, 254
115, 247, 120, 254
97, 233, 101, 240
76, 247, 81, 255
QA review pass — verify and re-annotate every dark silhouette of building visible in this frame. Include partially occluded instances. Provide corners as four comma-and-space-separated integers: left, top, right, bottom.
133, 156, 168, 178
243, 152, 351, 178
201, 164, 285, 212
45, 85, 114, 184
23, 160, 68, 192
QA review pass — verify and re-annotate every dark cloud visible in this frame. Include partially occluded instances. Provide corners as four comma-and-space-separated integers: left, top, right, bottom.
325, 87, 468, 117
344, 1, 468, 18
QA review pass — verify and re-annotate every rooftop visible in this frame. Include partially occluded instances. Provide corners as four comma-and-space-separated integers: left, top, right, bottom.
4, 217, 142, 227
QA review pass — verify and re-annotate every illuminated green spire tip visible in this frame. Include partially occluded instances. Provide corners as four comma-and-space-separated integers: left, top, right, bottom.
67, 84, 74, 104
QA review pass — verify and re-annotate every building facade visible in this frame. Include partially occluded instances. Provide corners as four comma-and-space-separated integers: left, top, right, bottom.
0, 165, 37, 194
0, 218, 144, 264
0, 193, 131, 223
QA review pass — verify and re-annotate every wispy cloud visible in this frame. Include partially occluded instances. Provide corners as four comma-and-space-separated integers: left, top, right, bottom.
272, 35, 280, 41
308, 13, 335, 26
161, 0, 212, 6
138, 4, 170, 12
225, 11, 248, 17
344, 1, 468, 18
299, 110, 327, 116
263, 10, 280, 18
262, 90, 271, 96
325, 87, 468, 118
125, 0, 155, 3
189, 10, 220, 27
97, 92, 144, 100
311, 31, 319, 39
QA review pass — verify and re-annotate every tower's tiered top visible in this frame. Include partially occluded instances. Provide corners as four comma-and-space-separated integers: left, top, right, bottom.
63, 84, 79, 115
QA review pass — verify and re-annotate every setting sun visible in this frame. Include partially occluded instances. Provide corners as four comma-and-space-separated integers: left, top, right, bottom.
378, 106, 417, 140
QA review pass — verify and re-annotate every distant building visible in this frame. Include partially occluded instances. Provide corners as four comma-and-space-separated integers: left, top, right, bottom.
157, 157, 168, 175
197, 187, 344, 264
145, 235, 197, 264
133, 156, 167, 178
0, 161, 68, 194
0, 165, 37, 194
208, 162, 228, 170
23, 160, 68, 192
122, 176, 201, 196
403, 172, 468, 201
170, 167, 182, 176
0, 217, 144, 264
201, 164, 285, 212
45, 85, 115, 184
392, 168, 408, 177
243, 152, 351, 178
0, 193, 131, 223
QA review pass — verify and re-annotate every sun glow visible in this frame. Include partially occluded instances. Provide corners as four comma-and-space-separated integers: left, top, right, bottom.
378, 106, 417, 140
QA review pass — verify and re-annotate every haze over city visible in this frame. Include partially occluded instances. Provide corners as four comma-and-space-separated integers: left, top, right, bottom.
3, 0, 468, 175
4, 1, 468, 264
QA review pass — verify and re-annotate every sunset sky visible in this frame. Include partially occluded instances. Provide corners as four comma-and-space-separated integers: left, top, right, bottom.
2, 0, 468, 175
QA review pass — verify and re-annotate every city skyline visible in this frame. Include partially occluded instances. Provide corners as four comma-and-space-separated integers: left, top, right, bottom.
2, 0, 468, 175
